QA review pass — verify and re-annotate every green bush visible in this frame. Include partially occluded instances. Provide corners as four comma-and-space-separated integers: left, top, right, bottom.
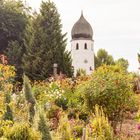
72, 126, 83, 138
5, 123, 40, 140
76, 65, 136, 129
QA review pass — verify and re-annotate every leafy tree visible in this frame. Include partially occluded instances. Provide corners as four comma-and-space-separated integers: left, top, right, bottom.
76, 65, 135, 129
115, 58, 129, 71
38, 114, 52, 140
95, 49, 114, 69
23, 75, 35, 124
0, 0, 28, 53
0, 0, 28, 81
23, 1, 72, 80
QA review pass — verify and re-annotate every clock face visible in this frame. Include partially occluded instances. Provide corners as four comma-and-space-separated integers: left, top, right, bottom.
84, 59, 88, 63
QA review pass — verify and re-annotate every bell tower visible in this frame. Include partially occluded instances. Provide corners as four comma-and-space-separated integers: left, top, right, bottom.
71, 12, 94, 76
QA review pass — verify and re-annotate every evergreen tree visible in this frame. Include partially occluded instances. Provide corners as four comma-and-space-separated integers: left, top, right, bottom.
3, 105, 13, 121
5, 41, 23, 81
23, 75, 35, 124
23, 1, 72, 80
38, 114, 52, 140
3, 93, 13, 121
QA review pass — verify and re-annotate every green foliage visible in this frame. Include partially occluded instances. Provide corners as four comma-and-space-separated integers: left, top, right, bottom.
5, 40, 23, 81
38, 114, 52, 140
55, 96, 68, 110
72, 126, 83, 138
23, 1, 72, 80
115, 58, 129, 71
138, 53, 140, 60
0, 0, 29, 81
76, 65, 135, 129
5, 123, 40, 140
90, 105, 114, 140
3, 93, 13, 121
56, 114, 72, 140
46, 105, 60, 119
76, 69, 86, 77
23, 75, 35, 124
95, 49, 114, 69
0, 0, 28, 53
3, 105, 13, 121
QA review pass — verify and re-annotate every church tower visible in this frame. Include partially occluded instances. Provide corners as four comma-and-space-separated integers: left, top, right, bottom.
71, 12, 94, 76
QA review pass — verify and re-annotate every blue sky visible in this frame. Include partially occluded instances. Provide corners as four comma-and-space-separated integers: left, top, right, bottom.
26, 0, 140, 72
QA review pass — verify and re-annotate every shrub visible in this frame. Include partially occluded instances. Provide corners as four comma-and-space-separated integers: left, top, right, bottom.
57, 114, 72, 140
72, 125, 83, 138
4, 123, 40, 140
23, 75, 36, 124
38, 114, 52, 140
90, 105, 114, 140
76, 65, 136, 129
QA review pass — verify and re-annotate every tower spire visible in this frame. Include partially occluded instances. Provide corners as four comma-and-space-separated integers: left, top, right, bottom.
81, 10, 83, 17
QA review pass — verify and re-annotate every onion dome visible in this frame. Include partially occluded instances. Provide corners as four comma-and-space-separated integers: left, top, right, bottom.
71, 12, 93, 40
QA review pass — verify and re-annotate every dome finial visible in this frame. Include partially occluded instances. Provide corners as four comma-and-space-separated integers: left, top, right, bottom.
81, 10, 83, 17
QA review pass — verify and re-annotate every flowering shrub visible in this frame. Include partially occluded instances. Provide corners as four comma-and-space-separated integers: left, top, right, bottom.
33, 81, 64, 106
0, 64, 15, 92
76, 65, 136, 129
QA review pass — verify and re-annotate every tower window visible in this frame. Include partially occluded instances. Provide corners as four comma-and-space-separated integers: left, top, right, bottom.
84, 43, 87, 50
76, 43, 79, 50
90, 66, 92, 71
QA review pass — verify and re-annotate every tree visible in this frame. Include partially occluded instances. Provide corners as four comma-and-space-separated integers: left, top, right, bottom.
38, 114, 52, 140
95, 49, 114, 69
115, 58, 129, 71
3, 92, 13, 122
0, 0, 28, 81
4, 41, 23, 81
23, 75, 35, 124
0, 0, 28, 53
22, 1, 72, 80
76, 65, 135, 129
138, 53, 140, 67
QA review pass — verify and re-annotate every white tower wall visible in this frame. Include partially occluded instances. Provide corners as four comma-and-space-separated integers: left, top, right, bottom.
71, 39, 94, 76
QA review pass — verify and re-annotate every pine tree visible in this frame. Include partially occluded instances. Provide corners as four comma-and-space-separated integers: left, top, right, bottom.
5, 41, 23, 81
22, 1, 72, 80
23, 75, 35, 124
38, 114, 52, 140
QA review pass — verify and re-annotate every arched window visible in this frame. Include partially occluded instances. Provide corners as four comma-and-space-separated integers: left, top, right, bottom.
84, 43, 87, 50
76, 43, 79, 50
